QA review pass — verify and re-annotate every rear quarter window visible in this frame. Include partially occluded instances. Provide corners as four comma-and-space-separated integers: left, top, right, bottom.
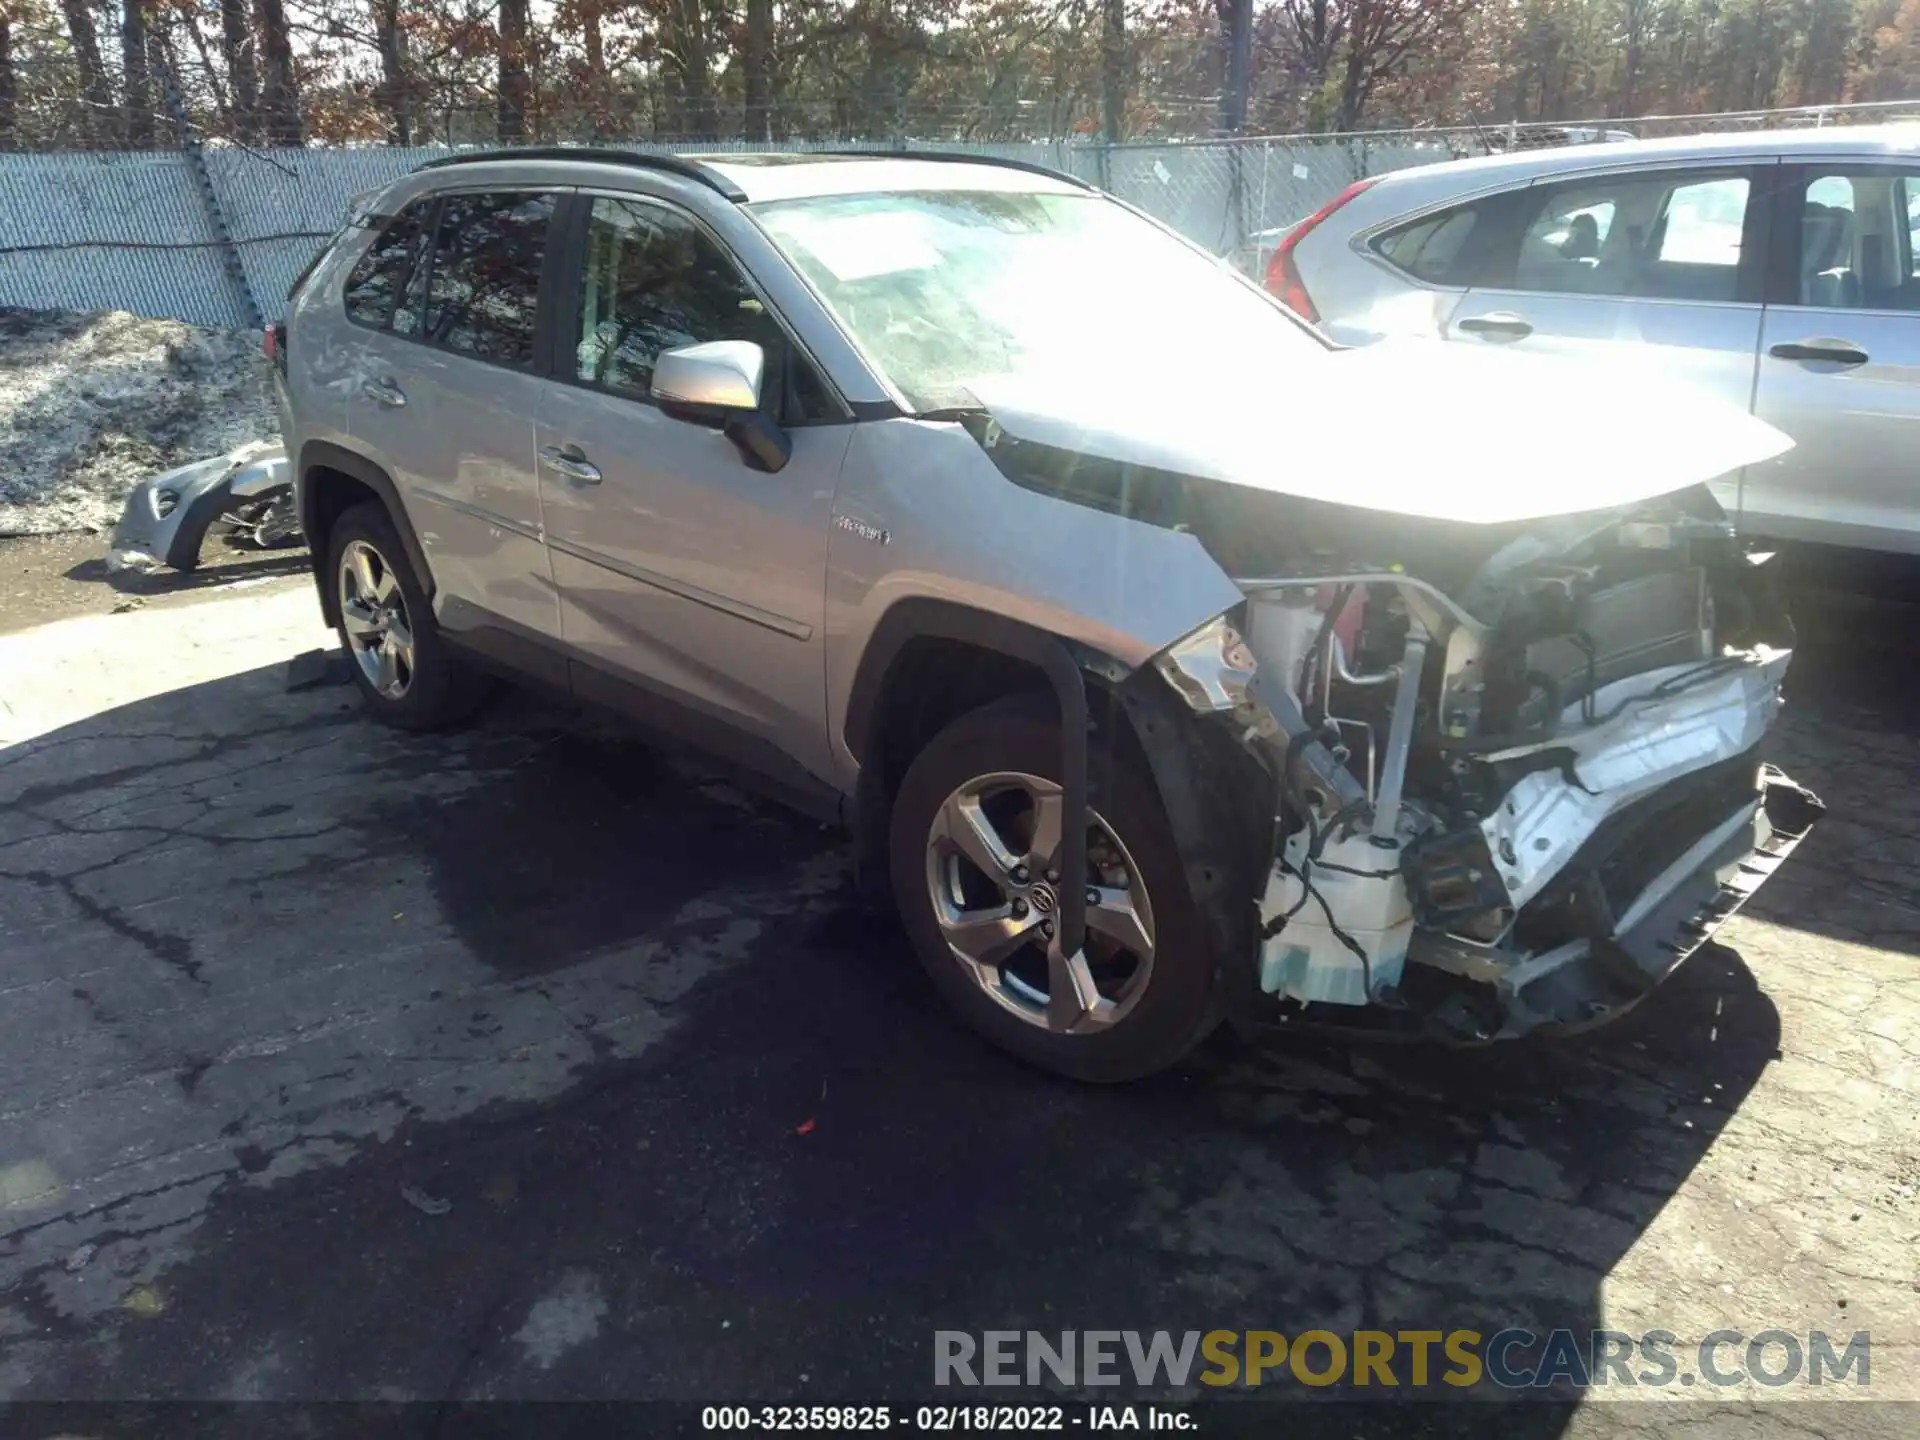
343, 198, 436, 335
1371, 204, 1485, 285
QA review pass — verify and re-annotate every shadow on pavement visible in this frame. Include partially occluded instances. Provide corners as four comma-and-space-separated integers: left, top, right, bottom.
62, 548, 313, 598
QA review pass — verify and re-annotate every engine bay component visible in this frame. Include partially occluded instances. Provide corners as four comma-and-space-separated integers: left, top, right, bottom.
1155, 481, 1820, 1038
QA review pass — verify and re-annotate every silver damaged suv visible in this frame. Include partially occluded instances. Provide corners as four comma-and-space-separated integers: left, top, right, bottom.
276, 149, 1824, 1080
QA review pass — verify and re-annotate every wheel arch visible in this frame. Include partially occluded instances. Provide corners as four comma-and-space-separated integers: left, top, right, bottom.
845, 597, 1276, 1024
842, 598, 1137, 898
297, 442, 434, 626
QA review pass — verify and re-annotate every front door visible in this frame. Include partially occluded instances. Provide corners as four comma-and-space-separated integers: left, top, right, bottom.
536, 192, 851, 783
1746, 162, 1920, 553
1443, 164, 1774, 514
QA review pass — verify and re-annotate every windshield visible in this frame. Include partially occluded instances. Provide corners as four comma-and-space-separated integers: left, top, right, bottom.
751, 190, 1324, 413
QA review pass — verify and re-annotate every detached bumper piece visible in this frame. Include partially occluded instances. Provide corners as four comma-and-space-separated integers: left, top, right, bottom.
1492, 763, 1824, 1037
108, 441, 290, 573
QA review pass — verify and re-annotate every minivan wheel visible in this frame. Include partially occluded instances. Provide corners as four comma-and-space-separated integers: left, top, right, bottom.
327, 503, 482, 730
889, 697, 1217, 1082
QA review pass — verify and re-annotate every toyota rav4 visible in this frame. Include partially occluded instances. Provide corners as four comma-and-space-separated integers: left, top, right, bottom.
276, 148, 1823, 1081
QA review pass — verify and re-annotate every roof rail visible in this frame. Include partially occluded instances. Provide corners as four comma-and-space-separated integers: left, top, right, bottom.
414, 146, 748, 202
819, 148, 1094, 190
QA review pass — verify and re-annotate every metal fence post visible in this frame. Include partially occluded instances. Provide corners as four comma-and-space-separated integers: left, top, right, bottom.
157, 53, 262, 331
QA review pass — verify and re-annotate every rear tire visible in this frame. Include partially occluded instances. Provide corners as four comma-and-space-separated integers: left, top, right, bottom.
888, 697, 1217, 1082
327, 502, 484, 731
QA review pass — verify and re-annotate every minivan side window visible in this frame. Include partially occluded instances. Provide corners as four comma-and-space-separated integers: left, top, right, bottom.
422, 191, 558, 366
1788, 168, 1920, 310
573, 196, 833, 421
343, 198, 435, 335
1508, 170, 1752, 303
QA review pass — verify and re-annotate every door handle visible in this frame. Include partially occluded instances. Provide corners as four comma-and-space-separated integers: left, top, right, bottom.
1458, 313, 1534, 341
539, 444, 602, 484
1769, 338, 1868, 366
360, 377, 407, 407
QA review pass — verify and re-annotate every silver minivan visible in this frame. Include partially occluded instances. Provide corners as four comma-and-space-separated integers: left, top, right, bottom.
1271, 126, 1920, 555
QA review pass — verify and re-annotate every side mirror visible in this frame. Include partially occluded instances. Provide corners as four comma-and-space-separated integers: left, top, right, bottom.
652, 339, 792, 474
652, 340, 764, 411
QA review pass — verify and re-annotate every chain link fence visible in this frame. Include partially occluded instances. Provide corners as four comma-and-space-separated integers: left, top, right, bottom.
6, 99, 1920, 332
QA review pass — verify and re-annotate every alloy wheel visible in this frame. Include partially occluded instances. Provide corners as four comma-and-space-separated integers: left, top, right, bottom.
338, 539, 415, 699
923, 770, 1155, 1034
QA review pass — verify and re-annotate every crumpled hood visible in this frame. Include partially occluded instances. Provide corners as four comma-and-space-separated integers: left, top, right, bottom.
968, 339, 1792, 525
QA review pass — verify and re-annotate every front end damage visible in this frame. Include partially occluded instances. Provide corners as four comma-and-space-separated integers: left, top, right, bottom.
1149, 491, 1824, 1041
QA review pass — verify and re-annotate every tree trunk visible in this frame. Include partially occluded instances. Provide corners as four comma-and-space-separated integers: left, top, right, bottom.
1219, 0, 1251, 132
372, 0, 414, 144
62, 0, 114, 145
1334, 44, 1371, 131
1100, 0, 1127, 142
0, 12, 13, 151
255, 0, 299, 144
220, 0, 259, 141
580, 0, 609, 136
498, 0, 530, 141
744, 0, 772, 141
122, 0, 154, 147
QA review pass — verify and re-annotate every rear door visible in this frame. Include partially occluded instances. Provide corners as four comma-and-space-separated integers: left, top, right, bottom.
343, 187, 566, 643
1745, 161, 1920, 552
1441, 163, 1777, 425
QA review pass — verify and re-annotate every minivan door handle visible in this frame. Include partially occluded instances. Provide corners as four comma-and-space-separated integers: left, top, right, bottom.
1769, 338, 1868, 366
1458, 313, 1534, 341
539, 444, 602, 484
361, 377, 408, 407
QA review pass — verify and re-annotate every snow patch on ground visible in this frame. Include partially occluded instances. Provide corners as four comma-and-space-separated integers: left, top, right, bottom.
0, 308, 279, 538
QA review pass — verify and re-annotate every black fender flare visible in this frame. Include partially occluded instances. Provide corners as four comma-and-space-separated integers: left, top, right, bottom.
844, 598, 1129, 950
296, 441, 436, 623
841, 597, 1130, 766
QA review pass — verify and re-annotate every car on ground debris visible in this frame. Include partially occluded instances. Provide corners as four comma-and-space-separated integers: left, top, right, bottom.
1264, 124, 1920, 557
274, 147, 1822, 1081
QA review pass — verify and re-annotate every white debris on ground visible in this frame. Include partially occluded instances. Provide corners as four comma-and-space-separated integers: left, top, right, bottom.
0, 307, 279, 538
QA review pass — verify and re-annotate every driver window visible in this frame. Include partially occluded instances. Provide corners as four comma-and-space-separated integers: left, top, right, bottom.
574, 197, 832, 420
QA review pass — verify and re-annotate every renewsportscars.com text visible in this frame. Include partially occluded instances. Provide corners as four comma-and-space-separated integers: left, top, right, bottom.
933, 1329, 1871, 1391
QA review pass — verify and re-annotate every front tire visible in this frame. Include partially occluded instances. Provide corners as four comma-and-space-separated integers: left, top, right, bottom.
888, 697, 1217, 1081
327, 502, 483, 731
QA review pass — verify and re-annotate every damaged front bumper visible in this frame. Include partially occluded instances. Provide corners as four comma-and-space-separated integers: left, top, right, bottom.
1411, 760, 1823, 1039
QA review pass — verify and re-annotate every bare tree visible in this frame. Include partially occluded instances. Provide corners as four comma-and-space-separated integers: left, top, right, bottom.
255, 0, 300, 143
661, 0, 717, 138
58, 0, 114, 144
1278, 0, 1473, 131
498, 0, 530, 139
220, 0, 260, 140
123, 0, 154, 146
372, 0, 414, 143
